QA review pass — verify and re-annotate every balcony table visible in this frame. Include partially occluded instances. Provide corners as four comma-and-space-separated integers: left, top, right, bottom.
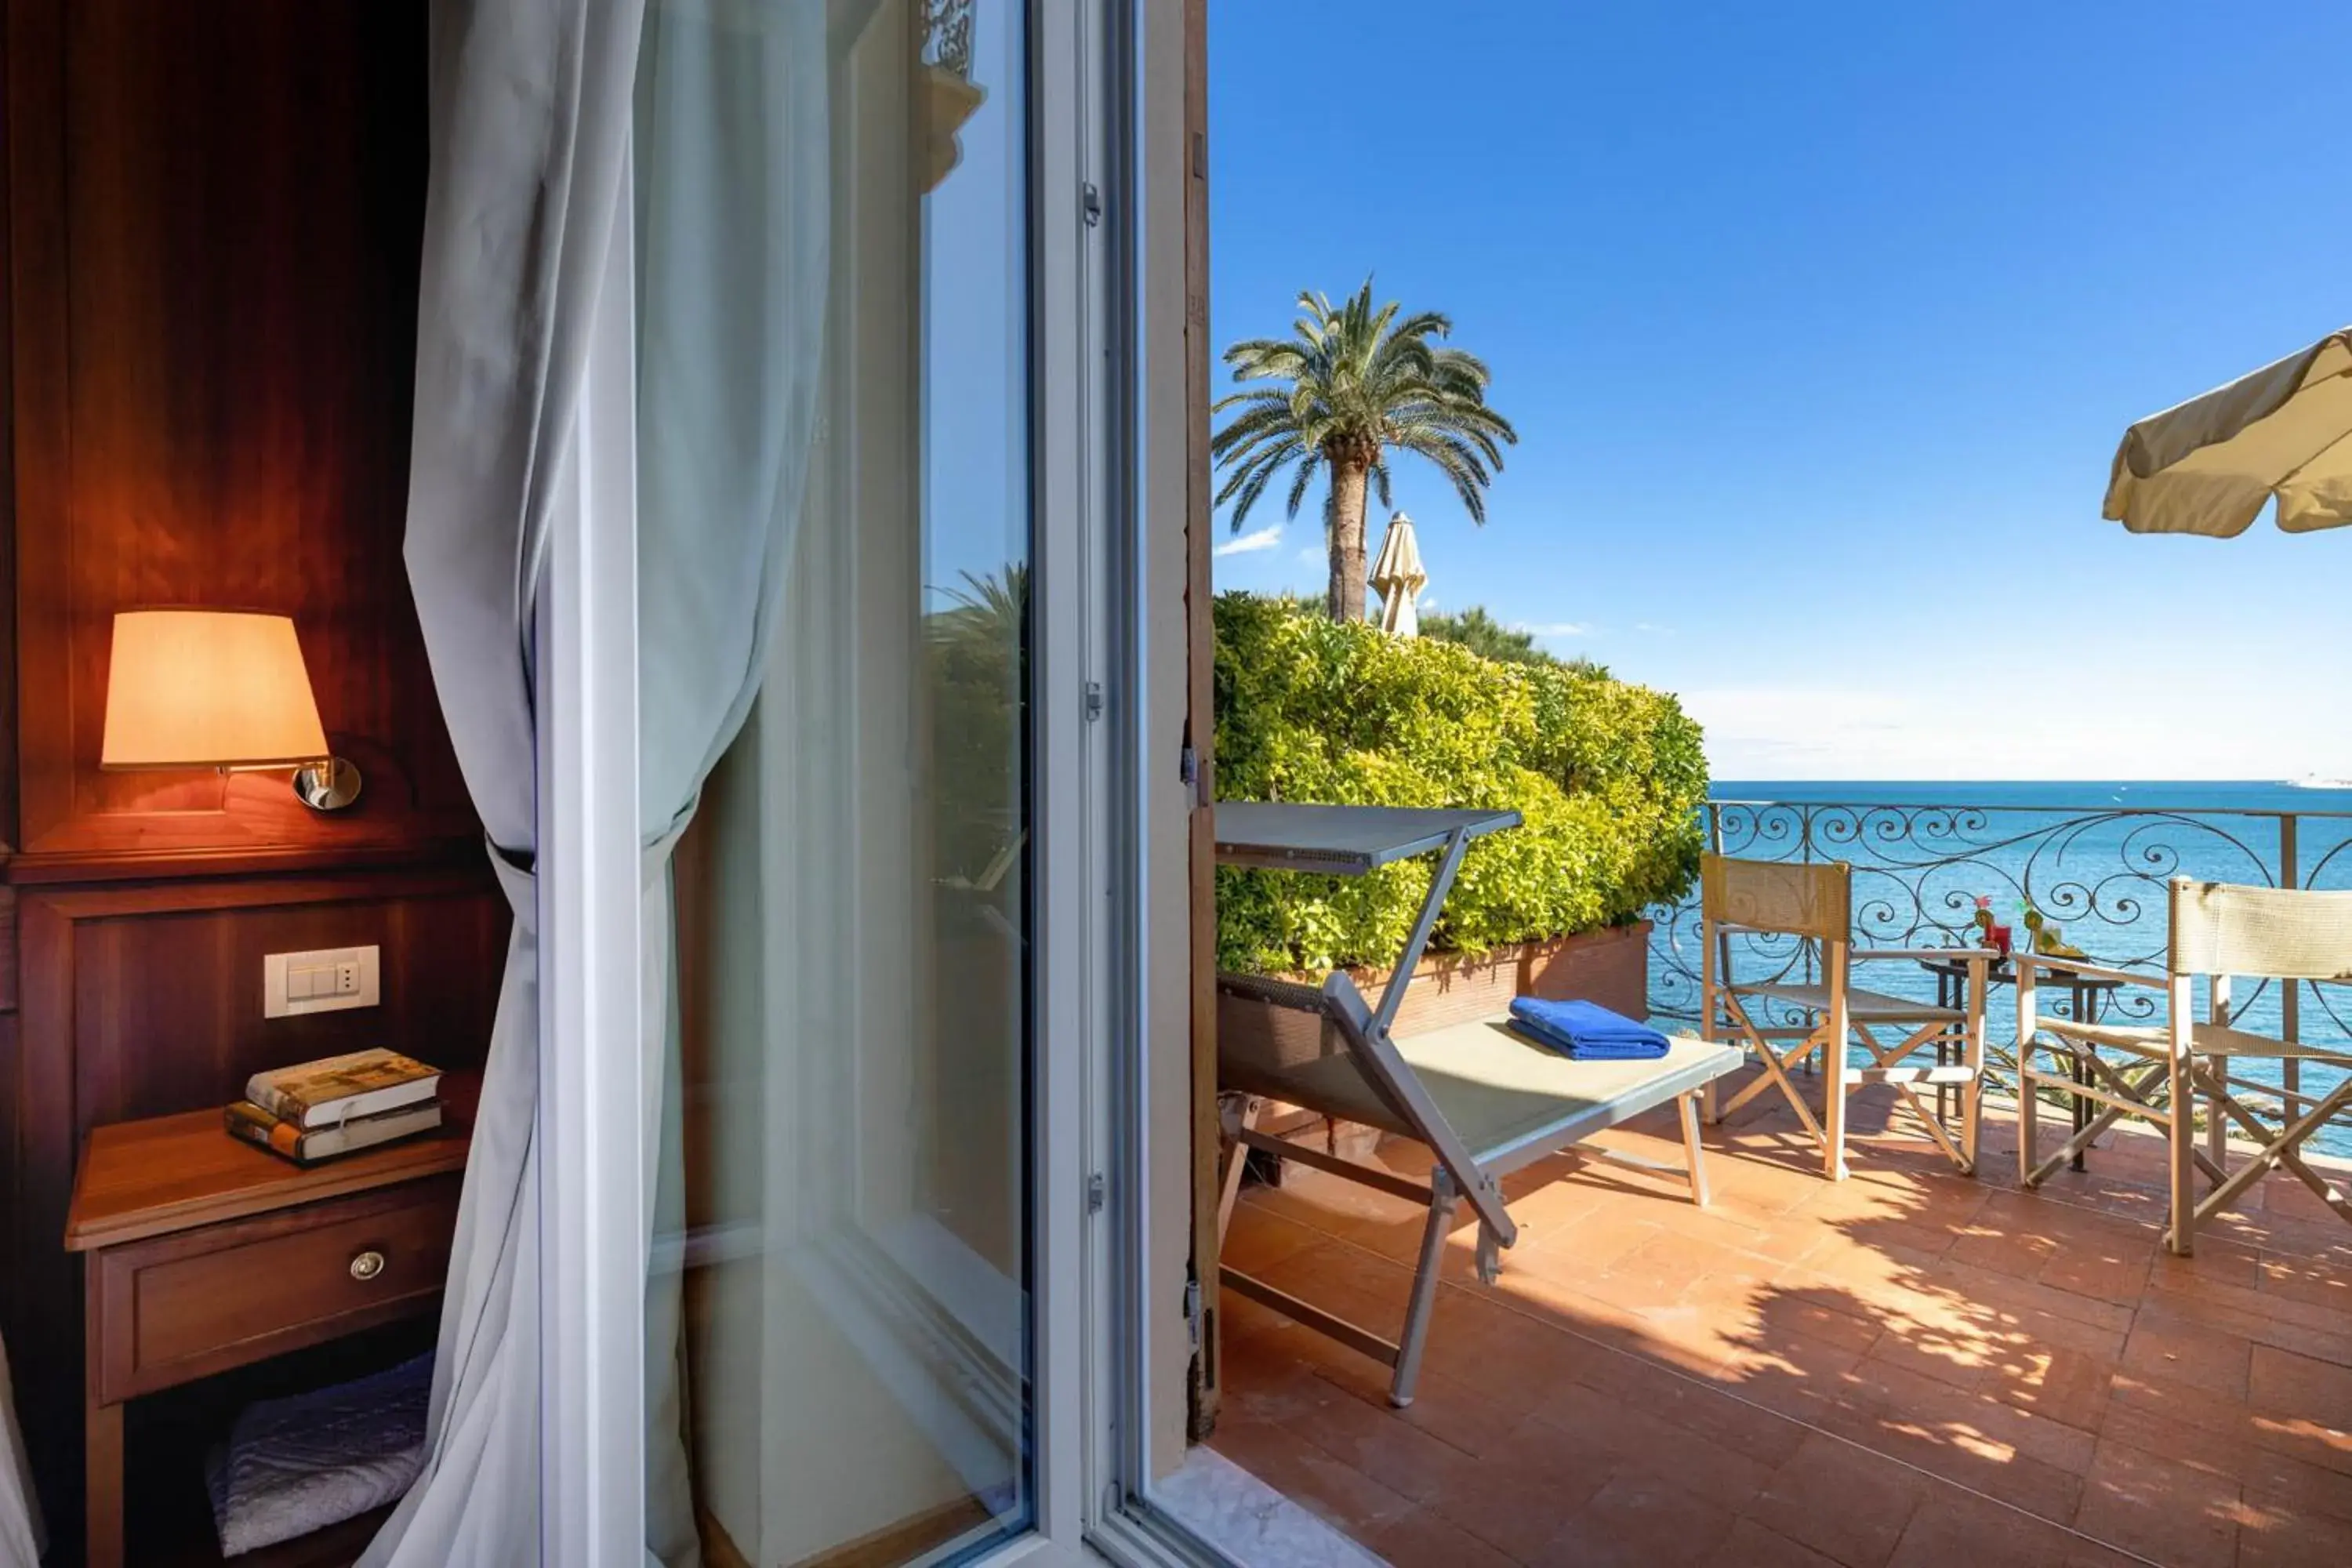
1919, 954, 2124, 1171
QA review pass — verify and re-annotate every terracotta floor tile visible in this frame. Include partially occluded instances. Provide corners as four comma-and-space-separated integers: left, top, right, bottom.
2243, 1412, 2352, 1482
2120, 1312, 2254, 1401
2247, 1343, 2352, 1437
1416, 1411, 1616, 1561
2097, 1397, 2253, 1483
1706, 1517, 1846, 1567
1985, 1344, 2114, 1433
2256, 1252, 2352, 1316
2142, 1265, 2352, 1359
1947, 1225, 2058, 1279
1206, 1088, 2352, 1568
2258, 1177, 2352, 1229
1887, 1491, 2104, 1568
1529, 1380, 1775, 1511
1519, 1205, 1670, 1271
1572, 1353, 1806, 1468
1264, 1370, 1479, 1505
2035, 1237, 2154, 1306
1360, 1504, 1522, 1568
1746, 1431, 1929, 1568
2073, 1439, 2243, 1568
1221, 1204, 1337, 1276
1534, 1467, 1738, 1567
2241, 1443, 2352, 1525
2234, 1498, 2352, 1568
2157, 1234, 2265, 1293
1921, 1252, 2137, 1341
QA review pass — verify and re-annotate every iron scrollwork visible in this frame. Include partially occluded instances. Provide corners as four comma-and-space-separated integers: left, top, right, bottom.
1644, 798, 2352, 1090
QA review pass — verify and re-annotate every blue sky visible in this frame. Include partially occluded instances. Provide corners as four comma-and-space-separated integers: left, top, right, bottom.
1207, 2, 2352, 779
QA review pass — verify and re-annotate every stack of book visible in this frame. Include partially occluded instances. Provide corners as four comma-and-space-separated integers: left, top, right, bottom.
225, 1049, 443, 1166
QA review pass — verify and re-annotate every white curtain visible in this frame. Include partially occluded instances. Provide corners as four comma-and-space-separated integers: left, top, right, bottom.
634, 0, 829, 1563
372, 0, 826, 1562
361, 2, 644, 1563
0, 1334, 39, 1568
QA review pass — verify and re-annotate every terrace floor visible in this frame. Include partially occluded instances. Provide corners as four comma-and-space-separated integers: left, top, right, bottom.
1210, 1069, 2352, 1568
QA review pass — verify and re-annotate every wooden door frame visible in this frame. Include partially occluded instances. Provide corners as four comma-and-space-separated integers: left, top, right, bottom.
1181, 0, 1220, 1443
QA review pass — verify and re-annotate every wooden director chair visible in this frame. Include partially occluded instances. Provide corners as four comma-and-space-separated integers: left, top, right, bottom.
1701, 854, 1991, 1181
2019, 877, 2352, 1254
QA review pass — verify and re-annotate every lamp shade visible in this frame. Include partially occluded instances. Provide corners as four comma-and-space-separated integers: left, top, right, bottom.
100, 610, 331, 768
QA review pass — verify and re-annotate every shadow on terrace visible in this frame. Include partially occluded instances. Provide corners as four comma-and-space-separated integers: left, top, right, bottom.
1210, 1069, 2352, 1568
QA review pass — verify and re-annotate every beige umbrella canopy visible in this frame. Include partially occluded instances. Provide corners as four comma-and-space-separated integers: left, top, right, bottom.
1370, 511, 1428, 637
2105, 328, 2352, 537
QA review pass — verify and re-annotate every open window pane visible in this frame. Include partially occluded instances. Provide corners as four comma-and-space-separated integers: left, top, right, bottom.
648, 2, 1036, 1563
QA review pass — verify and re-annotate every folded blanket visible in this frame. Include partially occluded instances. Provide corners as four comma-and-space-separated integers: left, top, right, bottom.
206, 1352, 430, 1556
1508, 997, 1669, 1060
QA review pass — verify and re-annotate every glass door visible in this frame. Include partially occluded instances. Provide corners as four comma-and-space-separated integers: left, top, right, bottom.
543, 2, 1126, 1562
644, 2, 1042, 1565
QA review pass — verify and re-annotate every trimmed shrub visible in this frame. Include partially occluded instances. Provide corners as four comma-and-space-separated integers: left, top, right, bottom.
1214, 593, 1707, 973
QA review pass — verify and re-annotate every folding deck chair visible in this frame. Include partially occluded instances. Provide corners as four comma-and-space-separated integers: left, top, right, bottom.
2019, 877, 2352, 1254
1701, 854, 1992, 1181
1212, 803, 1741, 1406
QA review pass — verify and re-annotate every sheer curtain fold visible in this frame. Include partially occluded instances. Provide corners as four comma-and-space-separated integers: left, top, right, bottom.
635, 3, 829, 1563
362, 2, 644, 1563
0, 1335, 40, 1568
376, 0, 826, 1562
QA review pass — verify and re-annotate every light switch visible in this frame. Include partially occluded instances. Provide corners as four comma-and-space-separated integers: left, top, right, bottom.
265, 945, 382, 1018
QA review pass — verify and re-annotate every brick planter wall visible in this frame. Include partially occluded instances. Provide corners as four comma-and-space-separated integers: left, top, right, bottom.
1308, 919, 1653, 1037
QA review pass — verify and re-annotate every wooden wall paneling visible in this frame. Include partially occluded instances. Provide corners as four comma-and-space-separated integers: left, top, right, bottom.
8, 870, 509, 1544
10, 884, 78, 1529
0, 0, 18, 858
5, 0, 63, 858
8, 0, 472, 875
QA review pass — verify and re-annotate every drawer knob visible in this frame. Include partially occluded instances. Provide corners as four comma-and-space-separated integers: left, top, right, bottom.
349, 1249, 387, 1282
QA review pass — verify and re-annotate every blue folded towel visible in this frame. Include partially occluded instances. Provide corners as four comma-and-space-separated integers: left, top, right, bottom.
1508, 997, 1670, 1061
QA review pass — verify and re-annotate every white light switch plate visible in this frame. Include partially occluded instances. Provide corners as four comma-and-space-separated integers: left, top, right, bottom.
264, 945, 382, 1018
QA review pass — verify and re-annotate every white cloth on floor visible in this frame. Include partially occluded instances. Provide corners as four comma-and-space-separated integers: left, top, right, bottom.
208, 1355, 432, 1558
0, 1330, 40, 1568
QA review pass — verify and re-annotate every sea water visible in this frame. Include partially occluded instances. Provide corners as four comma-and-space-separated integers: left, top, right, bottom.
1647, 780, 2352, 1156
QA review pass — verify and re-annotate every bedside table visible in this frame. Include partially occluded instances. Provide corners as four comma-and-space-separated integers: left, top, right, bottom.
64, 1111, 469, 1568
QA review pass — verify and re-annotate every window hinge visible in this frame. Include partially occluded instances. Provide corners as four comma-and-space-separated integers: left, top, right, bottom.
1182, 1276, 1203, 1353
1081, 181, 1102, 227
1179, 742, 1196, 786
1083, 681, 1105, 722
1086, 1172, 1107, 1214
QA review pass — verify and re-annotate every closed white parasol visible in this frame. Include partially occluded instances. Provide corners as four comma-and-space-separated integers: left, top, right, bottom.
1370, 511, 1428, 636
2104, 328, 2352, 537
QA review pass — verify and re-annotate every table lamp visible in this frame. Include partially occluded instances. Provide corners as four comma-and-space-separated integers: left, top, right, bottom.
100, 610, 362, 810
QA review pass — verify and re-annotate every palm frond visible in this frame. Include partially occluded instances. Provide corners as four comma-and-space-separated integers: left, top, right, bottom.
1211, 276, 1519, 578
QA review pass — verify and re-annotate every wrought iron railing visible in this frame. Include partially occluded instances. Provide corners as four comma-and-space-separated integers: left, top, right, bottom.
1642, 797, 2352, 1130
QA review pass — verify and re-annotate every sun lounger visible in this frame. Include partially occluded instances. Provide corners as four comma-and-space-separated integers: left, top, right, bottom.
1216, 971, 1737, 1405
1210, 803, 1739, 1406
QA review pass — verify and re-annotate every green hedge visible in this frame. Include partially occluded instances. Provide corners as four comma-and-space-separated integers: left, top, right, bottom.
1214, 593, 1708, 973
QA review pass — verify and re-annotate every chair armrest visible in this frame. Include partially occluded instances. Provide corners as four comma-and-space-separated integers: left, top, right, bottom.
1855, 946, 1998, 964
2013, 952, 2165, 989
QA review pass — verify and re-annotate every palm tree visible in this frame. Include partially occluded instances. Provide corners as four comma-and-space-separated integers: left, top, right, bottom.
1211, 281, 1517, 622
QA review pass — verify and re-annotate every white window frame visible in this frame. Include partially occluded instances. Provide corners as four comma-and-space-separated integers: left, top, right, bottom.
533, 3, 1127, 1563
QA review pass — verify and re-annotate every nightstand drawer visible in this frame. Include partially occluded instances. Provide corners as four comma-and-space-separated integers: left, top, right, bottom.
92, 1173, 461, 1403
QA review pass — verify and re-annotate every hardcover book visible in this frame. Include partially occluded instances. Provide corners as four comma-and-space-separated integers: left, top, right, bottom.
224, 1098, 444, 1166
245, 1049, 441, 1131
